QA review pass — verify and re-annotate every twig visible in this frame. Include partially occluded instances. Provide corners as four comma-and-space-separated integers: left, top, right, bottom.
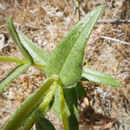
101, 36, 130, 45
78, 0, 80, 21
97, 19, 130, 24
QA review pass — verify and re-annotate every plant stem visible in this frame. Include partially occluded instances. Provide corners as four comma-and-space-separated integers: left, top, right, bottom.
39, 81, 58, 115
60, 87, 70, 130
78, 0, 80, 21
33, 63, 46, 68
0, 56, 46, 68
0, 56, 28, 64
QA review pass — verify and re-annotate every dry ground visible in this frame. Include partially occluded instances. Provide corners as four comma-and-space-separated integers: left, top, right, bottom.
0, 0, 130, 130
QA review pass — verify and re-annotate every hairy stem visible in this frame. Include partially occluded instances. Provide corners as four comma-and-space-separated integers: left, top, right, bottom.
39, 81, 58, 115
60, 87, 70, 130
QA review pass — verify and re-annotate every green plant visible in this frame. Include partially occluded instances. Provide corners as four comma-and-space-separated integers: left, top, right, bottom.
0, 5, 120, 130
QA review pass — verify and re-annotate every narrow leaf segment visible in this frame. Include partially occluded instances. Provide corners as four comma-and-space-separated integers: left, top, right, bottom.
7, 17, 33, 62
3, 75, 58, 130
18, 110, 36, 130
18, 33, 49, 67
0, 63, 30, 94
17, 82, 57, 130
82, 67, 121, 86
35, 115, 56, 130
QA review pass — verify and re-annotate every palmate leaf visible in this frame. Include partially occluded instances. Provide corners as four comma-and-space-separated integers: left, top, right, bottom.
46, 5, 104, 87
0, 63, 30, 94
82, 67, 121, 86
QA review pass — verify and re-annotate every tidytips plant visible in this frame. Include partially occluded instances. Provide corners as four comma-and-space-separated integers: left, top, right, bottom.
0, 5, 120, 130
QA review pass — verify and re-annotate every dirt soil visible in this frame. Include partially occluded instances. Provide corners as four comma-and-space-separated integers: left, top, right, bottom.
0, 0, 130, 130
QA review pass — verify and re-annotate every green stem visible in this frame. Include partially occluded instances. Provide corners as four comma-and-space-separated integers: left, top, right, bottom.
33, 63, 46, 68
0, 56, 46, 68
0, 56, 28, 64
60, 87, 70, 130
39, 81, 58, 115
78, 0, 80, 21
3, 75, 58, 130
